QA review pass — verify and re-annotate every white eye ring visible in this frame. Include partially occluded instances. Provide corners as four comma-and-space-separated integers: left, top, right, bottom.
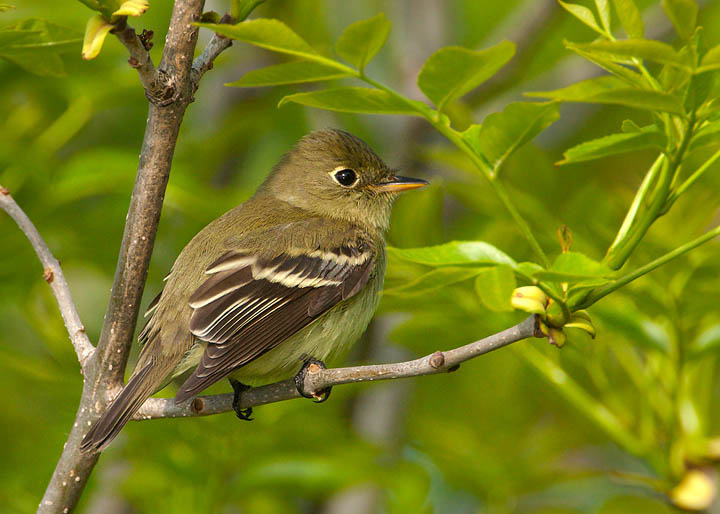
329, 166, 359, 187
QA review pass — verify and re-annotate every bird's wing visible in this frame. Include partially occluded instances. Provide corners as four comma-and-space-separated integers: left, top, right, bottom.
175, 229, 375, 401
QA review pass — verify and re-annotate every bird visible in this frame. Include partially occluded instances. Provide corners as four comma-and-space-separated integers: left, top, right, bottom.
80, 129, 428, 452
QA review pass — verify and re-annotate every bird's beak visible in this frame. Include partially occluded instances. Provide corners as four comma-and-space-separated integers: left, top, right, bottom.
370, 175, 429, 193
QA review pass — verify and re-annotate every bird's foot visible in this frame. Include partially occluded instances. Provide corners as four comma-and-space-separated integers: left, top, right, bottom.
294, 357, 331, 403
229, 378, 253, 421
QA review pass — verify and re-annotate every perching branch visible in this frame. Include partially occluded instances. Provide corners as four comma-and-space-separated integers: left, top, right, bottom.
133, 316, 540, 420
0, 186, 95, 370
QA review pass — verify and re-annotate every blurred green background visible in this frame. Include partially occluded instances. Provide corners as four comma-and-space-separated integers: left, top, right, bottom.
2, 0, 720, 512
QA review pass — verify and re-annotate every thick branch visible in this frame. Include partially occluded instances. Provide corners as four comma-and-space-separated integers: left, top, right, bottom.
40, 1, 206, 512
0, 186, 94, 369
133, 316, 540, 420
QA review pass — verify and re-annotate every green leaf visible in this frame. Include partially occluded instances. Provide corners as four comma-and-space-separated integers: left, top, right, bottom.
389, 241, 516, 268
527, 75, 685, 114
0, 4, 15, 13
533, 252, 614, 283
594, 302, 671, 353
463, 102, 559, 175
417, 41, 515, 111
689, 119, 720, 152
335, 12, 391, 71
558, 1, 604, 35
517, 261, 545, 278
610, 0, 644, 38
595, 0, 611, 32
690, 324, 720, 357
475, 265, 517, 312
384, 267, 484, 297
699, 44, 720, 72
0, 18, 81, 76
570, 39, 688, 69
278, 87, 421, 115
228, 61, 351, 87
565, 41, 645, 86
197, 19, 327, 62
662, 0, 698, 40
77, 0, 148, 20
558, 125, 666, 165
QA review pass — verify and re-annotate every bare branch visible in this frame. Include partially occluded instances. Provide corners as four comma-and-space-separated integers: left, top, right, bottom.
0, 186, 95, 369
133, 316, 540, 420
191, 14, 234, 89
39, 1, 206, 512
113, 19, 158, 96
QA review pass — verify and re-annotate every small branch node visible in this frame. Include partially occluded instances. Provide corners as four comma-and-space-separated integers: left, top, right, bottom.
43, 267, 54, 283
191, 397, 205, 414
429, 351, 445, 369
0, 185, 9, 195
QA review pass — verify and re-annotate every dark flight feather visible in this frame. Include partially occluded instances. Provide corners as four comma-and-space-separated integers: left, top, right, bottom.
175, 238, 374, 402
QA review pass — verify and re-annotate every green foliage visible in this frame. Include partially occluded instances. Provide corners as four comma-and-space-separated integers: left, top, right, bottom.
416, 41, 515, 111
3, 0, 720, 512
334, 12, 390, 72
0, 18, 80, 76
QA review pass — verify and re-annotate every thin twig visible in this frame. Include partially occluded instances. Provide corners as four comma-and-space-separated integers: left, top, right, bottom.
0, 186, 95, 369
133, 316, 540, 420
113, 19, 158, 96
191, 14, 234, 90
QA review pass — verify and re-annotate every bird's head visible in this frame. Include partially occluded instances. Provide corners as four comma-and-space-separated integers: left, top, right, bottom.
261, 129, 428, 231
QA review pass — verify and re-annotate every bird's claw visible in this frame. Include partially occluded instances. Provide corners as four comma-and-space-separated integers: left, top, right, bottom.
294, 357, 332, 403
229, 378, 253, 421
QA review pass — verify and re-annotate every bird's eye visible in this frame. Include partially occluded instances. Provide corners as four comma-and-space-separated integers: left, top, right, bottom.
333, 168, 358, 187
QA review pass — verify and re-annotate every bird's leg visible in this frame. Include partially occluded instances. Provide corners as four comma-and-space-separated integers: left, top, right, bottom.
294, 357, 331, 403
229, 378, 253, 421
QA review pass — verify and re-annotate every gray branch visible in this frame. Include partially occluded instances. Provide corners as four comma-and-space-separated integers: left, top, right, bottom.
191, 14, 234, 90
39, 1, 208, 512
112, 19, 158, 96
133, 316, 540, 420
0, 187, 95, 369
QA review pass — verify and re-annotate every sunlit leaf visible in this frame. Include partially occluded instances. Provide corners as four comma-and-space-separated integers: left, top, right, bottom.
527, 75, 685, 114
558, 1, 604, 35
417, 41, 515, 111
475, 265, 516, 311
0, 18, 81, 76
81, 14, 113, 60
278, 87, 421, 115
610, 0, 644, 38
533, 252, 614, 282
690, 324, 720, 357
662, 0, 698, 40
77, 0, 148, 20
595, 0, 611, 32
698, 44, 720, 72
389, 241, 517, 268
228, 61, 351, 87
335, 12, 391, 71
384, 267, 484, 296
565, 41, 645, 86
558, 125, 666, 165
463, 102, 559, 175
197, 19, 324, 62
570, 39, 689, 70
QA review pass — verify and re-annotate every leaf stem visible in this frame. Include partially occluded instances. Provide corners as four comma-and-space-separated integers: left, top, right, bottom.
579, 224, 720, 308
669, 146, 720, 201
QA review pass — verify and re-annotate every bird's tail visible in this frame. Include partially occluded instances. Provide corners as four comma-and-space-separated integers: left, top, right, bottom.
80, 363, 155, 453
